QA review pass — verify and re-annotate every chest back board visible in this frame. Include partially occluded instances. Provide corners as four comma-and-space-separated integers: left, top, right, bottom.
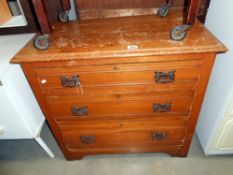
76, 0, 209, 22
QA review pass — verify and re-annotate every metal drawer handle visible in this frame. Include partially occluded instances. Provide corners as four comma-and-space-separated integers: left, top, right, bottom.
155, 70, 175, 83
71, 106, 88, 116
153, 103, 171, 112
80, 135, 96, 144
60, 75, 80, 87
152, 132, 168, 141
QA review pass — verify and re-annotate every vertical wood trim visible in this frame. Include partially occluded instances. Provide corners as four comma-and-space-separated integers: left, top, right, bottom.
199, 0, 210, 23
21, 63, 72, 160
185, 0, 200, 25
0, 0, 12, 24
180, 53, 216, 156
32, 0, 52, 34
60, 0, 71, 11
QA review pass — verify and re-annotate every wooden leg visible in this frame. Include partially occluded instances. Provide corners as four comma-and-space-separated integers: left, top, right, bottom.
65, 154, 85, 160
32, 0, 51, 34
60, 0, 71, 11
171, 151, 188, 157
58, 0, 71, 22
167, 151, 188, 157
185, 0, 200, 25
198, 0, 211, 23
170, 0, 200, 41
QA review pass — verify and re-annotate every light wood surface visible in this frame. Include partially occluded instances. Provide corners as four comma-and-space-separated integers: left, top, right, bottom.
12, 14, 227, 160
0, 0, 12, 25
11, 13, 226, 63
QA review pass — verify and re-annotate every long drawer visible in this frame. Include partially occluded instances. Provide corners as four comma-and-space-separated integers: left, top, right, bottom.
48, 96, 193, 119
44, 81, 197, 99
59, 117, 187, 150
63, 129, 185, 150
46, 89, 195, 104
36, 60, 201, 95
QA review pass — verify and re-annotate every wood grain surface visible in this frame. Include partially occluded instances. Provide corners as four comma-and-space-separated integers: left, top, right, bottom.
14, 13, 227, 160
11, 13, 226, 63
0, 0, 12, 25
76, 0, 210, 22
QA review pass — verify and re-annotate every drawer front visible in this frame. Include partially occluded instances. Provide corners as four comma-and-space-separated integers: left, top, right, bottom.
59, 117, 186, 150
37, 60, 201, 90
44, 81, 197, 99
48, 97, 193, 119
63, 129, 185, 150
46, 89, 195, 104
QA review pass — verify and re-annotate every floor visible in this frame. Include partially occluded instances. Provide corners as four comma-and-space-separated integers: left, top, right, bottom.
0, 123, 233, 175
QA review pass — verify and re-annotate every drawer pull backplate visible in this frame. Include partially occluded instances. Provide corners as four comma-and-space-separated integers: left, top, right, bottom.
80, 135, 96, 144
155, 71, 175, 83
153, 103, 171, 112
60, 75, 80, 87
71, 106, 88, 116
152, 132, 168, 141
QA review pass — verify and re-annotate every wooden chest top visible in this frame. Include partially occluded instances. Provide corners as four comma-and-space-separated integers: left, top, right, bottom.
11, 13, 226, 63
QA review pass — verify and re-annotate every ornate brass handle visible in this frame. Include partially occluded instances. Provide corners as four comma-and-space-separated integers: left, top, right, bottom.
154, 71, 175, 83
152, 132, 168, 141
60, 75, 80, 87
71, 106, 88, 116
153, 103, 171, 112
80, 135, 96, 144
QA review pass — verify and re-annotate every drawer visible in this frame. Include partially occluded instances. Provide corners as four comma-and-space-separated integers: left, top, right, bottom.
57, 116, 187, 130
46, 89, 195, 104
63, 129, 185, 150
49, 96, 193, 119
44, 81, 197, 99
37, 60, 201, 89
59, 117, 186, 150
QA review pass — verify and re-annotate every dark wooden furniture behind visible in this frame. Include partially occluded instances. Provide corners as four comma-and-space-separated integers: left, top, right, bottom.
30, 0, 211, 50
0, 0, 211, 35
76, 0, 210, 22
11, 13, 226, 160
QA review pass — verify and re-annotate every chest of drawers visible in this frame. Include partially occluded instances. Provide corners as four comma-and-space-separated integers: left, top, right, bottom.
11, 14, 226, 160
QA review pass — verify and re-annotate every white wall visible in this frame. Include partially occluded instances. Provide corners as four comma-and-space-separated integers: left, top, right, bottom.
196, 0, 233, 153
69, 0, 77, 20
